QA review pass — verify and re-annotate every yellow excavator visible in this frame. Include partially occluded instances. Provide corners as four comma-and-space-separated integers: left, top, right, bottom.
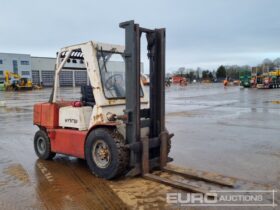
4, 71, 33, 91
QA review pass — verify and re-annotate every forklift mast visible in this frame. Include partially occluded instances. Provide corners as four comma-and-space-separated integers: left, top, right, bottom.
120, 20, 168, 174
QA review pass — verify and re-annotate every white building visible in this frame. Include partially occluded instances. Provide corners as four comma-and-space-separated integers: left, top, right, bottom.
0, 52, 88, 87
0, 52, 144, 87
0, 53, 32, 80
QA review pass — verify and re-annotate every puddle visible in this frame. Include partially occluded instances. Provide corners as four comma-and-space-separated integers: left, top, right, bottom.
3, 164, 30, 185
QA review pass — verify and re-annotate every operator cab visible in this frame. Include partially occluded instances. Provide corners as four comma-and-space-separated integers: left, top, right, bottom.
51, 41, 146, 132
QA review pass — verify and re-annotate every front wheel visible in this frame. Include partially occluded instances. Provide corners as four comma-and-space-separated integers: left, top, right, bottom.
85, 128, 129, 179
34, 130, 56, 160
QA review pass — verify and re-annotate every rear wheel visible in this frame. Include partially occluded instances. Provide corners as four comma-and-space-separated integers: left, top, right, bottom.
34, 130, 56, 160
85, 128, 129, 179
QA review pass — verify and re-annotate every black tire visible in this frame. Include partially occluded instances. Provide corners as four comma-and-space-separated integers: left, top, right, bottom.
34, 130, 56, 160
85, 128, 129, 180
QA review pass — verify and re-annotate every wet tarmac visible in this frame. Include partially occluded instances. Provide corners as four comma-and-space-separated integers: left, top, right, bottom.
0, 84, 279, 209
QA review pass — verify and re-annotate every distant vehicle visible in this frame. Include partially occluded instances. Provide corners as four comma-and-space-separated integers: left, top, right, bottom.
239, 70, 251, 88
251, 67, 263, 88
261, 69, 280, 89
253, 67, 280, 89
140, 74, 150, 86
4, 71, 33, 91
233, 80, 240, 86
223, 79, 228, 87
172, 76, 187, 86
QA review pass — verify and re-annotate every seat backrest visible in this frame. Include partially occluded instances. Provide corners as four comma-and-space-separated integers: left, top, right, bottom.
81, 85, 95, 106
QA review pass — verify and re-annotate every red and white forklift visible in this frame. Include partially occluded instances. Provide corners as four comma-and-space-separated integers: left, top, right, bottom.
33, 21, 234, 193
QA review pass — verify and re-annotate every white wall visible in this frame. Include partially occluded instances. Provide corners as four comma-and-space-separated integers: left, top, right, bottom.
0, 53, 31, 77
31, 57, 56, 71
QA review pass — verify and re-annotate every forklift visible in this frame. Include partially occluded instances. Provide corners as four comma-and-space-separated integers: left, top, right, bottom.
33, 20, 234, 193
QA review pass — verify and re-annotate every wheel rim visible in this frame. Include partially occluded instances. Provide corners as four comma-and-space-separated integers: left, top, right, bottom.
92, 140, 111, 168
37, 137, 46, 154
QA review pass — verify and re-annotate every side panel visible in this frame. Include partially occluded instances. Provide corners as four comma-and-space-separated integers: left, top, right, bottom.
33, 103, 42, 125
33, 102, 73, 128
48, 129, 87, 159
41, 103, 59, 128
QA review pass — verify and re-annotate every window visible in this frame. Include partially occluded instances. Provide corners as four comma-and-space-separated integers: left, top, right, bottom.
97, 50, 144, 99
21, 71, 30, 76
20, 60, 29, 65
41, 70, 54, 86
0, 70, 3, 75
0, 60, 3, 64
32, 70, 40, 85
59, 71, 73, 86
13, 60, 18, 74
97, 51, 125, 98
75, 71, 87, 86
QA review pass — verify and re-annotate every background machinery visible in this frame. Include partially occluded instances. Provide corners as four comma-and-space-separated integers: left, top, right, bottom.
172, 75, 187, 86
251, 67, 263, 88
262, 67, 280, 89
239, 69, 251, 88
252, 67, 280, 89
4, 70, 33, 91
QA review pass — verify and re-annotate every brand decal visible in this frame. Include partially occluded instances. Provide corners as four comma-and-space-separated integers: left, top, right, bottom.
65, 119, 78, 124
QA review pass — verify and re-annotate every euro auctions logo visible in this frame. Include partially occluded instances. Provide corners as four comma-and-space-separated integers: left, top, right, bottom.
167, 192, 218, 205
166, 190, 277, 207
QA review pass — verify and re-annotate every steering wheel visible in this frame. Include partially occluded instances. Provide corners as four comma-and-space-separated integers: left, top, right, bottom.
105, 74, 124, 90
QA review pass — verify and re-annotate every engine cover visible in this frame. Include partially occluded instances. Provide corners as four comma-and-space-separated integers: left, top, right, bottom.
59, 106, 92, 130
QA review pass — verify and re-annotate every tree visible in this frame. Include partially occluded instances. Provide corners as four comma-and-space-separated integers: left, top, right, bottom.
209, 72, 214, 80
273, 58, 280, 66
262, 58, 272, 65
216, 65, 226, 79
202, 70, 208, 79
189, 71, 195, 81
177, 67, 186, 76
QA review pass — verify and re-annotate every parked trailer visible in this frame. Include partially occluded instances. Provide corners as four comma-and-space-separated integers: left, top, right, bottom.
251, 67, 263, 88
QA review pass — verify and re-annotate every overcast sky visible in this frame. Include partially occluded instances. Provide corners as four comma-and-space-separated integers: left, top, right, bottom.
1, 0, 280, 72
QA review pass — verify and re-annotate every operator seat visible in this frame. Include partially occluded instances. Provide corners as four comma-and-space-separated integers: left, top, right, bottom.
81, 85, 95, 107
